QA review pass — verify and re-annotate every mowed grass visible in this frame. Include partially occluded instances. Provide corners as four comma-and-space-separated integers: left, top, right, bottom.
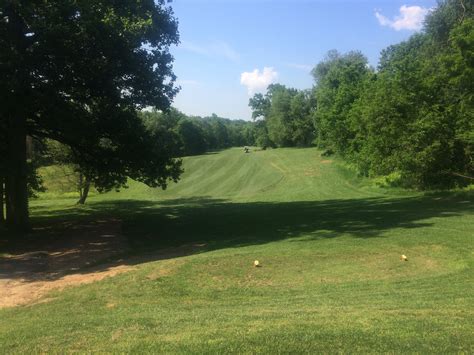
1, 148, 473, 352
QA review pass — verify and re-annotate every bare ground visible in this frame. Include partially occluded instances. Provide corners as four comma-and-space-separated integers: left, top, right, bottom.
0, 218, 206, 308
0, 218, 132, 308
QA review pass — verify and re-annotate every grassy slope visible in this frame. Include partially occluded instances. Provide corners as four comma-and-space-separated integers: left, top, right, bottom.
1, 148, 473, 352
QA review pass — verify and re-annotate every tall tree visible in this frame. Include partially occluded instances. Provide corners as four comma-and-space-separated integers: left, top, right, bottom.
312, 50, 372, 155
289, 90, 316, 147
177, 120, 208, 156
266, 84, 298, 147
248, 84, 314, 148
348, 1, 474, 188
0, 0, 181, 231
0, 120, 5, 225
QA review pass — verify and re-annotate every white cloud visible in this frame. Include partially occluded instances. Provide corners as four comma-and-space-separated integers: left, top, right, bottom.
240, 67, 278, 95
375, 5, 429, 31
180, 40, 240, 62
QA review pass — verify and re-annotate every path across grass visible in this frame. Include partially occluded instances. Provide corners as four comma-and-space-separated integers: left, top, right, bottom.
1, 148, 473, 352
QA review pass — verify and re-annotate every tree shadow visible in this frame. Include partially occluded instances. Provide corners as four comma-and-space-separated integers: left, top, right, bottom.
114, 194, 473, 250
0, 192, 472, 284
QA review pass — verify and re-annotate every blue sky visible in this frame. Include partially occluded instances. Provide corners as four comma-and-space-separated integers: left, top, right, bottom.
168, 0, 437, 120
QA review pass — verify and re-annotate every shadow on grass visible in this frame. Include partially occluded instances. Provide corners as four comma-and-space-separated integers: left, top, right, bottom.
0, 192, 472, 282
110, 194, 474, 248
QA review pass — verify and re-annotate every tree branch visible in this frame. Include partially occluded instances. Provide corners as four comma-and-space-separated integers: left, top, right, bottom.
444, 171, 474, 180
460, 0, 466, 23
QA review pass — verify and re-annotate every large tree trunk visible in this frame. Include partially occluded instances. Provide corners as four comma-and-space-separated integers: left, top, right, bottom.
0, 175, 5, 225
5, 113, 29, 232
4, 4, 30, 232
77, 176, 91, 205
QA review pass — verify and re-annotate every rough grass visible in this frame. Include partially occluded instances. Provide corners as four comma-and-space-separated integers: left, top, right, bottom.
1, 147, 473, 352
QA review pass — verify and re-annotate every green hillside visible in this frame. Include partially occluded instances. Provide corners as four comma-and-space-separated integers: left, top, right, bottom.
1, 148, 473, 352
100, 147, 387, 202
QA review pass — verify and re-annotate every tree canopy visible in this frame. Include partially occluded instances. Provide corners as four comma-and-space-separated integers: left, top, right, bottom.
249, 84, 315, 148
142, 109, 256, 157
248, 0, 473, 189
1, 0, 182, 230
346, 0, 474, 188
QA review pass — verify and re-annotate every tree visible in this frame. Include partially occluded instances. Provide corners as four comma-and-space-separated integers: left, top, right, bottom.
210, 119, 230, 149
141, 108, 185, 158
289, 90, 316, 147
177, 120, 208, 156
424, 0, 473, 42
266, 84, 298, 147
254, 120, 272, 149
0, 119, 5, 225
345, 0, 474, 188
312, 50, 372, 155
301, 1, 474, 188
142, 108, 256, 156
248, 84, 314, 148
438, 16, 474, 181
0, 0, 182, 231
42, 139, 93, 205
249, 93, 271, 120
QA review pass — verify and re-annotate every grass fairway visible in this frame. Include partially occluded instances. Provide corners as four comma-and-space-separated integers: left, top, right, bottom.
1, 148, 473, 352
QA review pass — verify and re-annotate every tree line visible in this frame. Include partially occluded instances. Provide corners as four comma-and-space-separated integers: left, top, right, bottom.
31, 109, 256, 207
36, 109, 255, 205
141, 109, 255, 157
249, 0, 473, 189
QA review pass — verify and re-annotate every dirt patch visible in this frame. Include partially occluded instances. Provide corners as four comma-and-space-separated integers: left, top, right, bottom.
0, 219, 206, 308
0, 218, 131, 308
321, 160, 333, 164
0, 264, 132, 308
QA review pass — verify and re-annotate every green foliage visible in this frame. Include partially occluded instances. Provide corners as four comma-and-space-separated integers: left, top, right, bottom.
312, 50, 372, 154
425, 0, 474, 42
248, 93, 271, 120
0, 0, 183, 225
289, 90, 316, 147
266, 84, 299, 146
141, 108, 184, 157
176, 119, 208, 156
372, 171, 403, 188
249, 84, 315, 148
140, 109, 256, 157
308, 1, 474, 189
253, 120, 272, 149
26, 161, 45, 199
445, 17, 474, 177
352, 6, 472, 188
